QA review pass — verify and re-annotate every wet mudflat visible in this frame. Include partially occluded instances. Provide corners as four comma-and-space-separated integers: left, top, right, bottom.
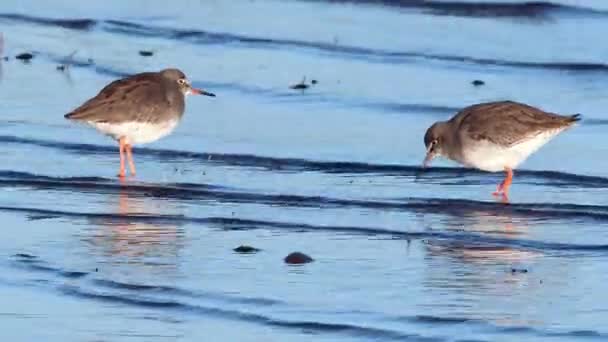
1, 0, 608, 341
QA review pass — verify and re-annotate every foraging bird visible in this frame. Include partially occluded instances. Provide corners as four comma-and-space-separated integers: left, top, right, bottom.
423, 101, 580, 199
65, 68, 215, 178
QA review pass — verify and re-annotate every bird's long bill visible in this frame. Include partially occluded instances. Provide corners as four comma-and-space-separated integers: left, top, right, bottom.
422, 149, 436, 168
191, 88, 216, 97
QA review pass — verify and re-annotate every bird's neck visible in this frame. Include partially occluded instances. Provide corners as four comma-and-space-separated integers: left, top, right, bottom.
439, 121, 462, 161
165, 87, 186, 117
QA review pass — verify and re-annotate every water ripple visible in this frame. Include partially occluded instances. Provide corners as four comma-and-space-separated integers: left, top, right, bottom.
60, 284, 437, 341
1, 135, 608, 189
9, 253, 607, 340
301, 1, 607, 19
4, 206, 608, 254
2, 13, 608, 72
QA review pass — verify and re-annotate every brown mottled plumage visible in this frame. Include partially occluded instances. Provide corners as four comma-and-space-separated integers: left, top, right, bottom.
423, 100, 580, 199
66, 69, 188, 124
453, 101, 580, 147
65, 68, 216, 178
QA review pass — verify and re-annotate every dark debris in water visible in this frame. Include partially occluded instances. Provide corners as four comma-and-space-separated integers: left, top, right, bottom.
139, 50, 154, 57
290, 81, 309, 90
290, 84, 308, 90
471, 79, 485, 86
289, 76, 318, 91
62, 270, 89, 278
14, 253, 36, 259
284, 252, 314, 264
511, 268, 528, 274
15, 52, 33, 61
234, 245, 261, 254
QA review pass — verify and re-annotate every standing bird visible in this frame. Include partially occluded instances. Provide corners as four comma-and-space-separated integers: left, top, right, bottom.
65, 68, 215, 178
423, 101, 580, 199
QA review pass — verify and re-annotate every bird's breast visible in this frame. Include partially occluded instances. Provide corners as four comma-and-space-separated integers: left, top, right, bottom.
93, 118, 181, 145
459, 129, 563, 172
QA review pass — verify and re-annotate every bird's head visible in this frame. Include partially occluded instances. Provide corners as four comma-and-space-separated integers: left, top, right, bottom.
423, 122, 449, 168
160, 68, 216, 97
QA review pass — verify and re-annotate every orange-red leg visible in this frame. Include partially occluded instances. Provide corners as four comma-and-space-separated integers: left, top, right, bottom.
493, 167, 513, 199
118, 137, 127, 178
125, 144, 136, 176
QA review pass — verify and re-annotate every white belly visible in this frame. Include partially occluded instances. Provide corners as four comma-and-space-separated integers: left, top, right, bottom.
92, 119, 180, 145
459, 130, 562, 172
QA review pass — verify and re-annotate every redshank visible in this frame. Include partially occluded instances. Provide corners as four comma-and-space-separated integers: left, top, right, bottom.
65, 68, 215, 178
422, 101, 580, 199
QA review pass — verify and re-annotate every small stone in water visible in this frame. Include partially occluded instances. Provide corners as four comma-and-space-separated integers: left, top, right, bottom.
284, 252, 313, 264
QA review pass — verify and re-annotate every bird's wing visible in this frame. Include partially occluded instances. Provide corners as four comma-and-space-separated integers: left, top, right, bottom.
455, 101, 576, 147
65, 72, 170, 123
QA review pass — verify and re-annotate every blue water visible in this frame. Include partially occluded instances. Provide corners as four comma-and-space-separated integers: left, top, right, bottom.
1, 0, 608, 341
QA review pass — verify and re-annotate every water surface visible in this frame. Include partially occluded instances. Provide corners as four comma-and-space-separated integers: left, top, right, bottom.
1, 0, 608, 341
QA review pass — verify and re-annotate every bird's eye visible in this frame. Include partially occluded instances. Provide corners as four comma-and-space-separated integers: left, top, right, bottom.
177, 78, 186, 85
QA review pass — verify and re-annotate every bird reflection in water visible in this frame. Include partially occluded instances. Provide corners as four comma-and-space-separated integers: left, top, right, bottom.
427, 208, 542, 263
87, 187, 185, 278
418, 209, 546, 327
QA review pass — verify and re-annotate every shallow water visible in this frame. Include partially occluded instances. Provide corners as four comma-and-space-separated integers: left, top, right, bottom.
1, 0, 608, 341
